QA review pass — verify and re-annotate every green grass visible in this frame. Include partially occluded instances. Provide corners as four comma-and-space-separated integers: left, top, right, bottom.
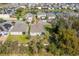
7, 35, 29, 43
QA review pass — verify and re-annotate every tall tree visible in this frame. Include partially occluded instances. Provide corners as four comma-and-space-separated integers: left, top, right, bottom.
45, 18, 79, 55
15, 7, 26, 20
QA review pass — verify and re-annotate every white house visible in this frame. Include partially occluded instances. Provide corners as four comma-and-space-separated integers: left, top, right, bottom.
37, 12, 46, 20
25, 13, 34, 23
47, 12, 56, 20
46, 12, 56, 22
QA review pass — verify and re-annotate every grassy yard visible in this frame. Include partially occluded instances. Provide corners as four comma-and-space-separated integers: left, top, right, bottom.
7, 35, 29, 43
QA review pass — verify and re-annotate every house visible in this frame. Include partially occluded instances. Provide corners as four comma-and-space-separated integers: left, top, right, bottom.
30, 23, 45, 36
37, 7, 42, 10
19, 6, 26, 9
0, 21, 12, 36
47, 12, 56, 19
2, 22, 12, 30
25, 13, 34, 23
75, 5, 79, 9
41, 5, 48, 10
61, 5, 68, 9
28, 3, 37, 9
37, 12, 46, 20
10, 21, 28, 35
0, 25, 8, 36
10, 21, 45, 36
68, 12, 79, 17
0, 14, 10, 19
0, 14, 17, 20
47, 12, 56, 22
48, 6, 55, 10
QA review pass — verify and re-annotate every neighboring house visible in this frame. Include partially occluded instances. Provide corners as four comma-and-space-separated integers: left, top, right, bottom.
75, 5, 79, 9
48, 6, 55, 10
0, 21, 12, 36
25, 13, 34, 23
69, 12, 79, 17
0, 14, 10, 19
37, 7, 42, 10
47, 12, 56, 19
19, 6, 26, 9
37, 12, 46, 20
0, 13, 17, 20
2, 22, 12, 30
61, 5, 68, 9
47, 12, 56, 22
0, 25, 8, 36
41, 6, 48, 9
27, 3, 37, 9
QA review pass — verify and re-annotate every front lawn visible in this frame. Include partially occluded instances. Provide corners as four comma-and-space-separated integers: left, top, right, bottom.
7, 35, 29, 43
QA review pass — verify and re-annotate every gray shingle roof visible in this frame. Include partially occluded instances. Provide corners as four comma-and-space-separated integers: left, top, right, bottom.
30, 23, 45, 33
0, 21, 13, 33
0, 25, 8, 32
10, 21, 28, 32
10, 21, 45, 33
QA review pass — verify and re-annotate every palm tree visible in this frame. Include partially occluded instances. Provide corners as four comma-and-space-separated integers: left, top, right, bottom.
25, 15, 37, 39
27, 22, 31, 39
